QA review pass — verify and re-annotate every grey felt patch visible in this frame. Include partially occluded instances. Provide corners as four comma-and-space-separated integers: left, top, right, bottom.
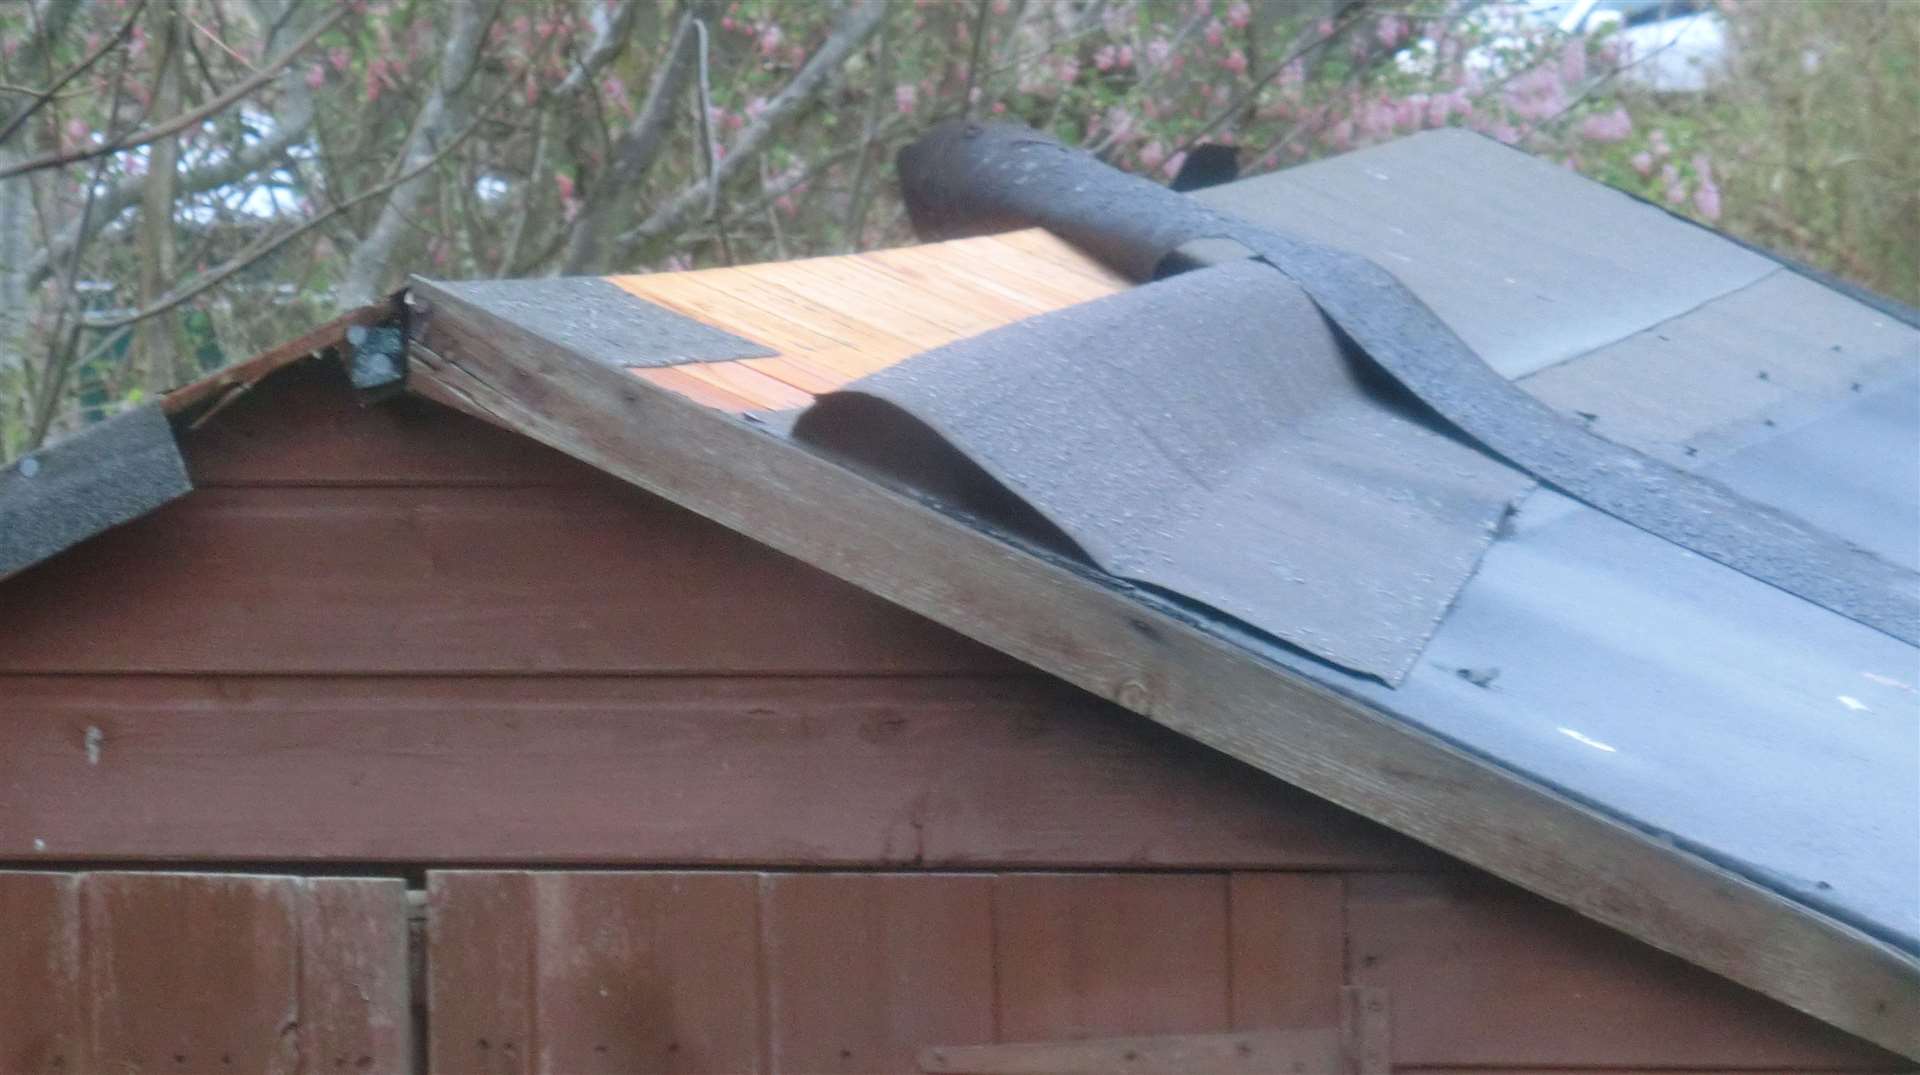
0, 405, 191, 578
430, 276, 775, 368
1522, 269, 1920, 466
896, 120, 1920, 648
796, 261, 1531, 684
1189, 130, 1779, 379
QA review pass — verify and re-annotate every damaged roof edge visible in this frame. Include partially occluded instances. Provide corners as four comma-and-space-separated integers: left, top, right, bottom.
0, 299, 396, 581
404, 273, 1920, 1059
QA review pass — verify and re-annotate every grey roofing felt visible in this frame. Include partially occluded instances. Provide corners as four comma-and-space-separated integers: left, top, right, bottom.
795, 259, 1530, 683
430, 277, 774, 368
861, 125, 1920, 953
1191, 138, 1920, 952
1286, 375, 1920, 955
0, 404, 190, 580
898, 121, 1919, 648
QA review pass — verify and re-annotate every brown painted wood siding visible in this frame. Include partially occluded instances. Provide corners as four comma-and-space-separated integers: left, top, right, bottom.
427, 870, 1891, 1074
0, 359, 1899, 1070
0, 872, 409, 1073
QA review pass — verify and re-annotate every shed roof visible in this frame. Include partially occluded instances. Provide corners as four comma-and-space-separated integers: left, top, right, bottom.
3, 127, 1915, 1056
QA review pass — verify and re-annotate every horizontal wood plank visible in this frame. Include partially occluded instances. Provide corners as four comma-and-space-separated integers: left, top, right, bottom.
0, 483, 1017, 675
918, 1027, 1343, 1074
1346, 872, 1895, 1069
0, 676, 1422, 868
179, 357, 590, 486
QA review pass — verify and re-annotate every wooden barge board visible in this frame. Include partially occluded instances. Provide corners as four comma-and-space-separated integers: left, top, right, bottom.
405, 273, 1920, 1058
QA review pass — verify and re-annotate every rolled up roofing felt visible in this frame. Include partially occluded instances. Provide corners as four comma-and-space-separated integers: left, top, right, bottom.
895, 120, 1920, 648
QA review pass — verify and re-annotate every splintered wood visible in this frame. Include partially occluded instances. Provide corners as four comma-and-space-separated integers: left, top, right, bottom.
608, 229, 1129, 413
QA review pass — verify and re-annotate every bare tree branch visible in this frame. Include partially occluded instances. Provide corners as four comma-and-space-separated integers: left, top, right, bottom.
18, 51, 322, 292
0, 0, 148, 148
842, 19, 892, 251
0, 6, 345, 180
337, 0, 503, 306
609, 0, 888, 265
961, 0, 992, 118
84, 85, 507, 335
560, 2, 712, 275
551, 0, 643, 101
691, 17, 733, 265
133, 2, 187, 394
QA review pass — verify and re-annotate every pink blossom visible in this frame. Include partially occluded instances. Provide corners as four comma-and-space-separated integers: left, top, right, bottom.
1648, 128, 1671, 156
1221, 48, 1247, 75
1054, 56, 1080, 84
1376, 15, 1407, 48
1226, 1, 1252, 29
604, 75, 632, 117
1358, 96, 1398, 138
1146, 38, 1174, 69
554, 173, 575, 201
1502, 65, 1566, 121
1204, 19, 1224, 47
1578, 106, 1632, 143
1095, 44, 1119, 71
305, 64, 326, 90
329, 46, 350, 72
775, 194, 796, 217
992, 0, 1010, 13
1327, 119, 1354, 149
1118, 44, 1134, 68
1425, 89, 1470, 126
1162, 151, 1188, 179
1692, 152, 1716, 187
1139, 140, 1168, 170
1694, 178, 1722, 221
1661, 163, 1688, 206
745, 96, 769, 121
1630, 151, 1654, 177
895, 84, 917, 115
992, 100, 1007, 114
721, 15, 736, 32
1279, 58, 1305, 87
1317, 18, 1334, 37
1559, 40, 1587, 85
1192, 0, 1211, 13
756, 24, 782, 57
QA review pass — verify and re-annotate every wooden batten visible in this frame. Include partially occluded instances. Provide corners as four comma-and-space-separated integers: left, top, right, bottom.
404, 272, 1920, 1059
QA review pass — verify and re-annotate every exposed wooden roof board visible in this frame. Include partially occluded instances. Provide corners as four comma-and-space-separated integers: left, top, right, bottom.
609, 230, 1128, 413
404, 272, 1920, 1058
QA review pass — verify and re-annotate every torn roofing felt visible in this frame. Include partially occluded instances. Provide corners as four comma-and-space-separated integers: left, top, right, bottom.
427, 277, 776, 368
795, 259, 1530, 684
895, 120, 1920, 648
0, 404, 190, 579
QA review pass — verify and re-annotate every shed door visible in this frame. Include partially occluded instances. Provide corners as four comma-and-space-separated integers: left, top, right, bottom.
425, 870, 1355, 1074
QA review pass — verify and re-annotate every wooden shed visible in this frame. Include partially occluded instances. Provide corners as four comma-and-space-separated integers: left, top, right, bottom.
2, 129, 1915, 1073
